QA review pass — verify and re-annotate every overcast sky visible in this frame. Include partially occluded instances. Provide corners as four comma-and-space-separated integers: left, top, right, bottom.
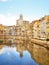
0, 0, 49, 25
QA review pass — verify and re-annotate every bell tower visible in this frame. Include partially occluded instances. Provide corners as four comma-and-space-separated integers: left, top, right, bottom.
16, 14, 23, 26
19, 14, 23, 20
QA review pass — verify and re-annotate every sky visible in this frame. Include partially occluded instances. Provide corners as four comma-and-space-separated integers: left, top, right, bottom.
0, 0, 49, 25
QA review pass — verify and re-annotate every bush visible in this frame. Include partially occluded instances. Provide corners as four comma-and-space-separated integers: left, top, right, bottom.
0, 40, 3, 43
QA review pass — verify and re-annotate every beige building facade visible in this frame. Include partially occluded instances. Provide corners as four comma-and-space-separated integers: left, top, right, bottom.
31, 15, 49, 41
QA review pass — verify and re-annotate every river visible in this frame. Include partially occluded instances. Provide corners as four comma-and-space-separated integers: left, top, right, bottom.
0, 43, 49, 65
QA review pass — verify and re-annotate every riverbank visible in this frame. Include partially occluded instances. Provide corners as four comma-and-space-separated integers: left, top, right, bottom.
31, 39, 49, 48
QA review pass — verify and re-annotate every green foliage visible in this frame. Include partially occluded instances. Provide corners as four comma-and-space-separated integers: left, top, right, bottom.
0, 40, 3, 43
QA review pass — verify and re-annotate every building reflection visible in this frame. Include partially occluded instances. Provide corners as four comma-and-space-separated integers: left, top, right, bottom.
15, 43, 49, 65
16, 43, 27, 58
0, 43, 49, 65
27, 44, 49, 65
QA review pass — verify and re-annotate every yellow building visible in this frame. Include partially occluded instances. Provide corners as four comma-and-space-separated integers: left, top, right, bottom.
0, 24, 4, 43
3, 25, 16, 44
45, 15, 49, 41
31, 20, 40, 39
23, 21, 32, 39
31, 15, 49, 41
39, 17, 46, 40
36, 20, 41, 39
39, 15, 49, 40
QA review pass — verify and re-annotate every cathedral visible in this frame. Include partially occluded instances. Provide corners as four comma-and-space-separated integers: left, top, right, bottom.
0, 14, 32, 44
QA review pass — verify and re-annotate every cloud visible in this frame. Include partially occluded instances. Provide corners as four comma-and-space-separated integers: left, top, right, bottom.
0, 0, 13, 2
0, 46, 16, 55
0, 0, 8, 2
0, 14, 17, 25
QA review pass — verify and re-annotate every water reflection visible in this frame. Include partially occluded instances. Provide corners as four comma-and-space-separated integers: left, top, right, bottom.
0, 43, 49, 65
27, 44, 49, 65
0, 44, 38, 65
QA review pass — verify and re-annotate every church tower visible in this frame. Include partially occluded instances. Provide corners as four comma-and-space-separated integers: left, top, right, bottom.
19, 14, 23, 20
16, 14, 23, 26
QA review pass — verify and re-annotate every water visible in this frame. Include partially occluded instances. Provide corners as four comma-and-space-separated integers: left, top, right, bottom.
0, 43, 49, 65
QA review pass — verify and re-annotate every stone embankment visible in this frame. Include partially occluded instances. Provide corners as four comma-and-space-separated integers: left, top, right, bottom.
31, 39, 49, 48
